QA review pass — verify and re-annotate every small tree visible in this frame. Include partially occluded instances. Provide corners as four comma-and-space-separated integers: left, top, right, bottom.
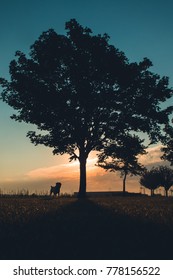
0, 19, 172, 197
158, 165, 173, 197
97, 134, 146, 194
139, 167, 161, 196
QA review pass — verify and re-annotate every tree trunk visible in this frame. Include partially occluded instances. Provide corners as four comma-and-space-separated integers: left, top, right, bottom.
78, 149, 87, 198
123, 172, 127, 195
151, 189, 155, 196
165, 189, 168, 197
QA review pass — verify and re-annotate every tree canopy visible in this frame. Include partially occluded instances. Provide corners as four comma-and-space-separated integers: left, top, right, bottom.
140, 165, 173, 196
157, 165, 173, 196
161, 125, 173, 165
139, 167, 161, 196
0, 19, 173, 197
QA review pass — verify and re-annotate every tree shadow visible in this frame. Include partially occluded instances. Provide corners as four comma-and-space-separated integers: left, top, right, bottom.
0, 198, 172, 259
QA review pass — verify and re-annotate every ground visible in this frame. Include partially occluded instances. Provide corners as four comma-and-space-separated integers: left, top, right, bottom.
0, 195, 173, 259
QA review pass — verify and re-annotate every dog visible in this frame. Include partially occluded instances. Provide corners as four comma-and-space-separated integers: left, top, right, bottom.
50, 182, 61, 196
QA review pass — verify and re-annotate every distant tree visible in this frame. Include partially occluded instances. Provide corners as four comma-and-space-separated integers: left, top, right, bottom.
158, 165, 173, 197
139, 167, 161, 196
0, 19, 172, 197
97, 134, 146, 194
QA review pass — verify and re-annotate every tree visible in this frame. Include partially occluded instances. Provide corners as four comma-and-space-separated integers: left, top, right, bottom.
161, 125, 173, 164
158, 165, 173, 197
0, 19, 172, 197
139, 167, 161, 196
97, 134, 146, 194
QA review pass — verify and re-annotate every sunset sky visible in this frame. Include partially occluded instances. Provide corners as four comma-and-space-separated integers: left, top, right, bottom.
0, 0, 173, 195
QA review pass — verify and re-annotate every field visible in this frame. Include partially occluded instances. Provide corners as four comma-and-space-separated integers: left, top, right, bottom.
0, 195, 173, 260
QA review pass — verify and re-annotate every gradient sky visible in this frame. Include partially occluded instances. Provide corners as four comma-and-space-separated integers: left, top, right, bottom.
0, 0, 173, 195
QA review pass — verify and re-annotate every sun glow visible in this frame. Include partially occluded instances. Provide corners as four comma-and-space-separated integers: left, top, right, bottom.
26, 152, 104, 180
0, 145, 168, 195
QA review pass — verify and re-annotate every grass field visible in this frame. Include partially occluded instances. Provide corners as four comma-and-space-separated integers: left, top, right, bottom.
0, 195, 173, 260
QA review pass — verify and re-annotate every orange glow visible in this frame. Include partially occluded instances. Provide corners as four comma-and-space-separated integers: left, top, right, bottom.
0, 145, 169, 195
26, 152, 105, 180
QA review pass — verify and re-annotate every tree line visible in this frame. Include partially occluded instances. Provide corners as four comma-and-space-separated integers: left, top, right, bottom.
140, 166, 173, 197
0, 19, 173, 197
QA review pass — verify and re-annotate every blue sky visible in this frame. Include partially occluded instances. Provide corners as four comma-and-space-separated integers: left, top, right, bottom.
0, 0, 173, 194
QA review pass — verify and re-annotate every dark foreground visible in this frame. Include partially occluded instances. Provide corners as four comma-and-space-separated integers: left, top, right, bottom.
0, 196, 173, 260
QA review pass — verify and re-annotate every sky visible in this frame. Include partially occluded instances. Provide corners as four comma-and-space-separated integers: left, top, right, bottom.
0, 0, 173, 195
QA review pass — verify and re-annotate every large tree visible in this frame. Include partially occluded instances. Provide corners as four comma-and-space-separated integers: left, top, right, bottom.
97, 134, 146, 194
0, 19, 172, 197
